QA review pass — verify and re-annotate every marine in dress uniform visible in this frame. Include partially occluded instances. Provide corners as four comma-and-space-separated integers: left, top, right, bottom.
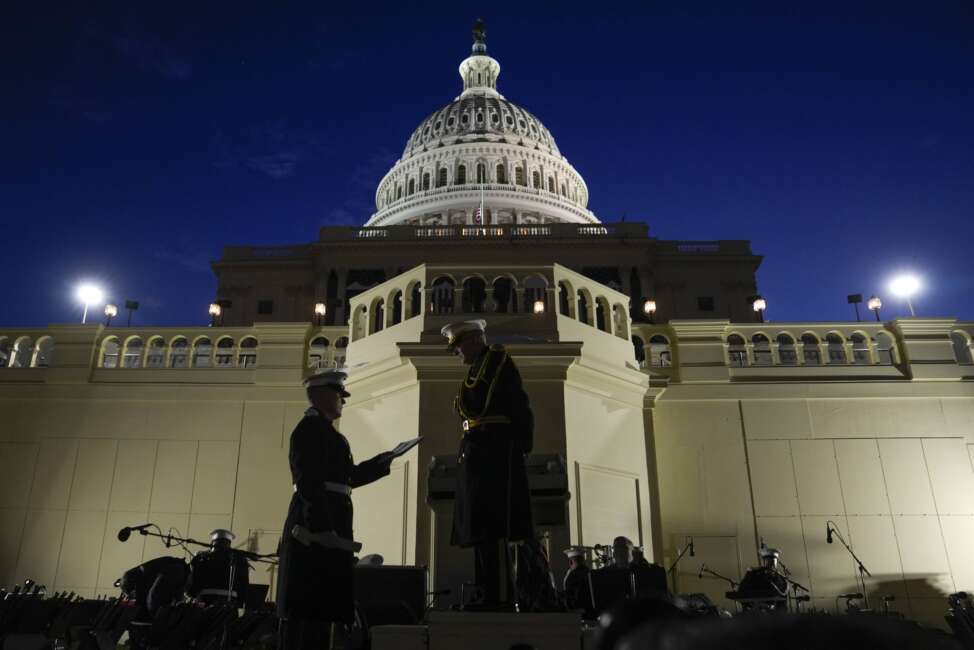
276, 369, 394, 649
441, 320, 534, 609
562, 546, 594, 614
184, 529, 250, 607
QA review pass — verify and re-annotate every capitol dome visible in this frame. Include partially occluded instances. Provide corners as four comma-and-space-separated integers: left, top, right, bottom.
365, 21, 599, 227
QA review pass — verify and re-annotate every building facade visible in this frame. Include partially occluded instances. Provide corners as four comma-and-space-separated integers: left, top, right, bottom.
1, 24, 974, 630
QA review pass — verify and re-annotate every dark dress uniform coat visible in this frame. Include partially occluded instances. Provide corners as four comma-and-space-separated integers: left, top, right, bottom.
185, 547, 250, 606
452, 344, 534, 547
275, 408, 390, 623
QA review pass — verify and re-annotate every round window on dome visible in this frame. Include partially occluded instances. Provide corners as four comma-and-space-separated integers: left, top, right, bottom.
491, 114, 499, 124
505, 116, 514, 126
518, 119, 526, 128
462, 114, 469, 124
448, 117, 455, 127
476, 113, 484, 123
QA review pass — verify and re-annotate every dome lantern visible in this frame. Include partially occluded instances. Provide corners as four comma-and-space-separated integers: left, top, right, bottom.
458, 19, 503, 100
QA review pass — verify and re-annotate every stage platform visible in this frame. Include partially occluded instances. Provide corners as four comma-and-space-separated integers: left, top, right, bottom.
372, 611, 598, 650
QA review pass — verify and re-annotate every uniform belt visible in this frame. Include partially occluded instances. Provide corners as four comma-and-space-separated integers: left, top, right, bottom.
198, 588, 237, 598
462, 416, 512, 431
292, 481, 352, 496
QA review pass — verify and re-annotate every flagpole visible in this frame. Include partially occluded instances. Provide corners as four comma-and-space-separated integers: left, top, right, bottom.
480, 183, 485, 225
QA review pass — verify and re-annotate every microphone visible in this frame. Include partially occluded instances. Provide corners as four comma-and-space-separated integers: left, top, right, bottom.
688, 537, 695, 557
826, 523, 833, 544
117, 524, 152, 542
698, 564, 707, 579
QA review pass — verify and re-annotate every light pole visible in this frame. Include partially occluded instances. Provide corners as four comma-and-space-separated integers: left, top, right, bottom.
124, 300, 139, 326
104, 304, 118, 327
643, 299, 657, 324
208, 303, 222, 327
76, 283, 105, 324
752, 296, 767, 323
847, 294, 863, 321
889, 275, 920, 317
867, 295, 882, 321
314, 302, 327, 326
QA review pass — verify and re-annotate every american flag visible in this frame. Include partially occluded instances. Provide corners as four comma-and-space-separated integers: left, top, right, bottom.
474, 206, 482, 224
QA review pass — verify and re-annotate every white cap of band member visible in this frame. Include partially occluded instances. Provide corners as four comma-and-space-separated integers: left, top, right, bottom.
564, 546, 586, 559
210, 529, 235, 542
440, 319, 487, 350
303, 368, 351, 397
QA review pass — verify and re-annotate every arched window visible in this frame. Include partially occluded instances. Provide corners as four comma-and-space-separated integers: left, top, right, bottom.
612, 304, 629, 339
492, 277, 514, 313
826, 333, 846, 364
532, 171, 541, 189
752, 334, 772, 365
523, 276, 547, 313
457, 165, 466, 185
408, 281, 423, 318
335, 336, 349, 349
649, 335, 672, 367
215, 337, 235, 367
422, 172, 430, 191
558, 281, 572, 317
396, 185, 402, 199
238, 337, 258, 368
192, 337, 213, 368
32, 337, 54, 368
727, 334, 747, 367
576, 289, 591, 325
874, 332, 895, 365
462, 277, 487, 313
122, 337, 143, 368
547, 177, 555, 193
476, 163, 486, 184
0, 338, 11, 368
632, 335, 646, 367
595, 297, 609, 332
496, 164, 507, 184
437, 168, 447, 187
952, 331, 973, 364
776, 333, 797, 365
146, 337, 166, 367
11, 337, 35, 368
408, 179, 415, 195
352, 305, 368, 340
850, 333, 871, 365
801, 334, 821, 365
371, 299, 385, 333
515, 166, 525, 186
561, 183, 567, 197
100, 337, 120, 368
170, 338, 189, 368
431, 277, 456, 314
309, 336, 330, 369
390, 290, 403, 325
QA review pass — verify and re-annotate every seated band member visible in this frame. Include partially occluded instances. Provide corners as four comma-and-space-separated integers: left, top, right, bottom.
185, 529, 249, 607
442, 320, 534, 610
276, 368, 395, 650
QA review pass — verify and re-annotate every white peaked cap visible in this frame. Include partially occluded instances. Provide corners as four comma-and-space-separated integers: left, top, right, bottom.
303, 368, 351, 397
440, 319, 487, 344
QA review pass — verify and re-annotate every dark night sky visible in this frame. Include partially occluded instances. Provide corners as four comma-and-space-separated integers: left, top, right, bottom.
2, 3, 972, 328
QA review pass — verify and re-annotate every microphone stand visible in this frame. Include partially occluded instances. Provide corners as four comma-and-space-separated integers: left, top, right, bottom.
827, 523, 871, 609
666, 539, 694, 593
698, 565, 737, 588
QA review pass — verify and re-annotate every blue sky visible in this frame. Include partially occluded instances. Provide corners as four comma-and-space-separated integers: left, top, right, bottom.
1, 2, 971, 327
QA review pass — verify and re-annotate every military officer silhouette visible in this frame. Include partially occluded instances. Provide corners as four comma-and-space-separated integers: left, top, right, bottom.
185, 528, 249, 607
276, 368, 395, 649
442, 319, 534, 610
